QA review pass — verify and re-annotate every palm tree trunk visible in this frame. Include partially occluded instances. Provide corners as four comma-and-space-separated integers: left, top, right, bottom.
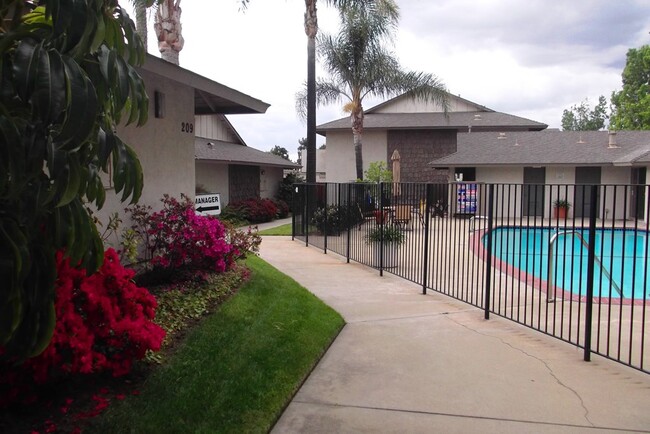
306, 36, 316, 183
154, 0, 184, 65
135, 3, 148, 50
352, 109, 364, 180
304, 0, 317, 183
353, 131, 363, 180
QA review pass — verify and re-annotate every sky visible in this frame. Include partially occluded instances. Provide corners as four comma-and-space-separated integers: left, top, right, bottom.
123, 0, 650, 162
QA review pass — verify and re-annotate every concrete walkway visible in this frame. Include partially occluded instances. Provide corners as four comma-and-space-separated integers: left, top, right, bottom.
259, 236, 650, 434
252, 217, 292, 232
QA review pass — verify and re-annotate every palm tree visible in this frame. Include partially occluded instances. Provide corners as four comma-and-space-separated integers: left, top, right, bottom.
130, 0, 157, 49
298, 0, 448, 180
303, 0, 370, 183
154, 0, 185, 65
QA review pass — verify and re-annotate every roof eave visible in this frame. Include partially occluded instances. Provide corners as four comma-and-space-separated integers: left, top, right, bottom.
141, 55, 270, 115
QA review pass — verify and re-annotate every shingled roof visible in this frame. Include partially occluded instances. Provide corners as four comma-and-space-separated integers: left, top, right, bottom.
429, 130, 650, 167
316, 111, 547, 134
195, 137, 299, 169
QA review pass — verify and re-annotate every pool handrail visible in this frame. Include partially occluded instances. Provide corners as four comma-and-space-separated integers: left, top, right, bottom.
547, 230, 623, 302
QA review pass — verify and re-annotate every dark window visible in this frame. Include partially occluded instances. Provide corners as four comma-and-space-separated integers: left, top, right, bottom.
455, 167, 476, 182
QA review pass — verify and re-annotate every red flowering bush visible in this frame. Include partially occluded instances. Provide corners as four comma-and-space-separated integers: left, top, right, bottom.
273, 199, 290, 218
223, 198, 279, 223
0, 249, 165, 406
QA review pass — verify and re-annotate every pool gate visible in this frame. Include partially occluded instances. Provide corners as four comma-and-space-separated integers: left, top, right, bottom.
292, 182, 650, 375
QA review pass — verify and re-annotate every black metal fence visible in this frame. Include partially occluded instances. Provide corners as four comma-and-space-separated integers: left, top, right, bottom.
293, 182, 650, 374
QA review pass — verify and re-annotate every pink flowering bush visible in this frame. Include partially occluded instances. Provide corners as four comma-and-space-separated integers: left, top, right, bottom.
0, 249, 165, 406
138, 195, 242, 273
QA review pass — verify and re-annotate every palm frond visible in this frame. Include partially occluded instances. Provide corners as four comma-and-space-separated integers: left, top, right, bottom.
296, 79, 350, 121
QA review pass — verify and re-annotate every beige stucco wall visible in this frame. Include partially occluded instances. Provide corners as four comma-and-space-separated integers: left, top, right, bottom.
471, 165, 639, 220
196, 162, 284, 206
98, 68, 195, 240
326, 130, 388, 182
196, 161, 229, 205
261, 166, 284, 199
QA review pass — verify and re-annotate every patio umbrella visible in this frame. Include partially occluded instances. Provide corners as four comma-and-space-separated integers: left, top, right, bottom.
391, 149, 401, 196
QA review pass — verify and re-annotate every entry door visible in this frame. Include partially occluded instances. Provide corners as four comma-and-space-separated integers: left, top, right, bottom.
523, 167, 545, 217
631, 167, 647, 220
574, 167, 601, 218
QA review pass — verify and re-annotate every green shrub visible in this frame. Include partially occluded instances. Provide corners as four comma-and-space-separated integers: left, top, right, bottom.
311, 205, 363, 234
277, 173, 304, 211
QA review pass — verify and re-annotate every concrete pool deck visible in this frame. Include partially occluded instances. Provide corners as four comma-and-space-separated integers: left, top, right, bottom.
259, 235, 650, 433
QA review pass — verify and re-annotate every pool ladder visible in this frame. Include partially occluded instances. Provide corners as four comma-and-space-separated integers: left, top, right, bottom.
547, 230, 623, 302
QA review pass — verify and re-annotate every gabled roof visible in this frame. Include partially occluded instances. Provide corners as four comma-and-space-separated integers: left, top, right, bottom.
365, 92, 494, 114
317, 111, 547, 134
195, 137, 300, 169
429, 131, 650, 167
217, 114, 247, 146
140, 55, 270, 115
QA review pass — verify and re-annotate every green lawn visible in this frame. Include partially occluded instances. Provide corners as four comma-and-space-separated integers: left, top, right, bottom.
258, 223, 292, 236
92, 255, 344, 433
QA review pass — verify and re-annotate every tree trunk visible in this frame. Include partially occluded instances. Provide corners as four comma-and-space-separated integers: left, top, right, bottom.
306, 36, 316, 183
304, 0, 317, 183
135, 3, 148, 50
353, 131, 363, 180
352, 109, 364, 180
154, 0, 184, 66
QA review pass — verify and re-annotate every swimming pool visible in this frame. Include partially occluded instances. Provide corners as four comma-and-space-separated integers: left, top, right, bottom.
482, 227, 650, 300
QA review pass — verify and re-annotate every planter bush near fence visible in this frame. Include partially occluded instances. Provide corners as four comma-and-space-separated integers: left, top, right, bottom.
312, 205, 363, 235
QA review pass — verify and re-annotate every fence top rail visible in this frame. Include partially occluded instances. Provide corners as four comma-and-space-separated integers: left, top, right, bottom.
295, 181, 650, 188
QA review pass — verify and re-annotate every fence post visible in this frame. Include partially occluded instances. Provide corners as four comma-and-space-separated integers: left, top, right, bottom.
379, 182, 384, 276
583, 185, 598, 362
324, 185, 328, 254
291, 184, 296, 241
346, 183, 351, 263
304, 184, 309, 247
484, 184, 495, 320
422, 183, 432, 294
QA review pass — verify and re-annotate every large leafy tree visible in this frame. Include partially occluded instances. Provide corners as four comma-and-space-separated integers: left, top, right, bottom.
298, 0, 448, 180
0, 0, 148, 359
269, 145, 290, 160
610, 45, 650, 130
561, 96, 608, 131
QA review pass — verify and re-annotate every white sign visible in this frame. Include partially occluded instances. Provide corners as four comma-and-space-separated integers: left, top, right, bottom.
195, 194, 221, 216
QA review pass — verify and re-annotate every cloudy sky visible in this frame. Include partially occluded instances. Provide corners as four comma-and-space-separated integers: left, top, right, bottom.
123, 0, 650, 161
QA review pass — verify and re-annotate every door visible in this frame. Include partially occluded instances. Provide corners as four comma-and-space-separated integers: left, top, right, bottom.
631, 167, 647, 220
574, 167, 601, 218
523, 167, 545, 217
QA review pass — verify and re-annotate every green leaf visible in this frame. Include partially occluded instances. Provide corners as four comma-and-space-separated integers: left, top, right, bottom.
113, 55, 131, 118
13, 38, 39, 102
89, 12, 106, 53
56, 56, 98, 148
33, 48, 66, 123
27, 301, 56, 357
0, 116, 21, 193
55, 153, 82, 207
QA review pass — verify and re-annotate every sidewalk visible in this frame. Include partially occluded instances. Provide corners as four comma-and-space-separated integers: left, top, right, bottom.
246, 217, 292, 232
259, 237, 650, 434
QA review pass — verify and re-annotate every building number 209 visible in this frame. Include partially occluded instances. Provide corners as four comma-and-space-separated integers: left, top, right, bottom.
181, 122, 194, 133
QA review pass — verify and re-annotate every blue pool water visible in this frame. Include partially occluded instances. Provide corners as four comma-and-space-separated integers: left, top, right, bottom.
483, 227, 650, 300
